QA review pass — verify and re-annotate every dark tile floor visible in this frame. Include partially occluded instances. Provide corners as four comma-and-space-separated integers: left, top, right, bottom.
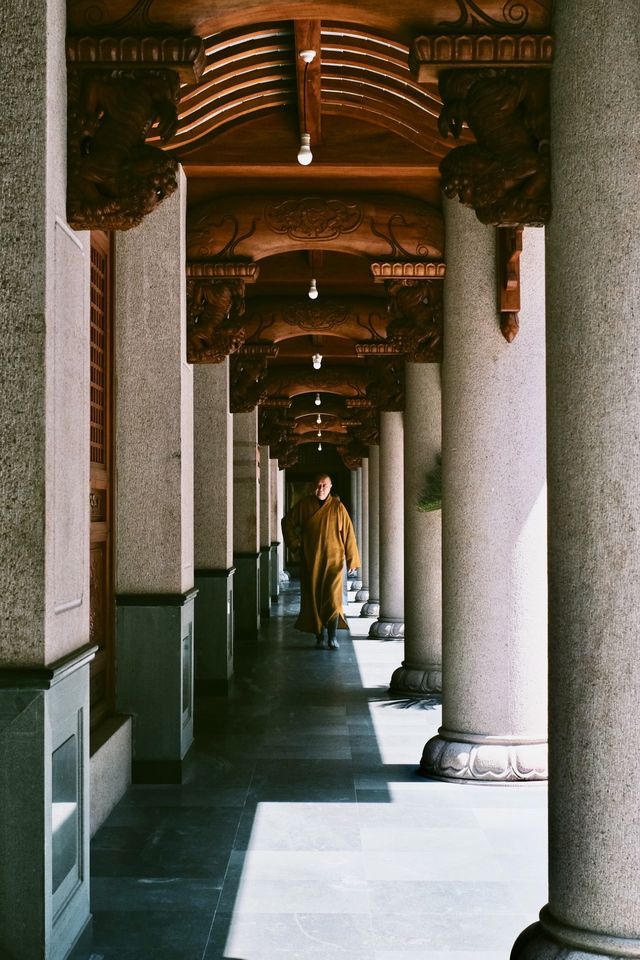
72, 583, 547, 960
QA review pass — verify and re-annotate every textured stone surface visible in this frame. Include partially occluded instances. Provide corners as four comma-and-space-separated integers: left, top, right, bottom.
423, 205, 547, 782
369, 412, 404, 637
355, 459, 369, 600
393, 361, 442, 693
364, 445, 380, 611
90, 716, 132, 838
194, 571, 233, 691
194, 361, 233, 570
233, 411, 260, 554
512, 4, 640, 955
115, 169, 194, 594
0, 0, 90, 667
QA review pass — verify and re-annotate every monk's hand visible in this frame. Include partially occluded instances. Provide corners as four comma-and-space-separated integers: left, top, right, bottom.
348, 567, 357, 575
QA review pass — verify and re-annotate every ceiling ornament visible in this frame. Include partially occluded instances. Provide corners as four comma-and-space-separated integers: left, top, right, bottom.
264, 198, 363, 241
186, 278, 246, 364
410, 33, 553, 82
438, 0, 549, 31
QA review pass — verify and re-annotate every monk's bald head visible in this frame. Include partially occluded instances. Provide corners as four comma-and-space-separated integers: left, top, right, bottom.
314, 474, 332, 501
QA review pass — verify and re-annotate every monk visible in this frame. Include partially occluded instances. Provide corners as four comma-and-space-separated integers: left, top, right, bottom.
282, 473, 360, 650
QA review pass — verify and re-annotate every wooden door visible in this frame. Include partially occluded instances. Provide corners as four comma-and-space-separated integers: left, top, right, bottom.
89, 231, 115, 727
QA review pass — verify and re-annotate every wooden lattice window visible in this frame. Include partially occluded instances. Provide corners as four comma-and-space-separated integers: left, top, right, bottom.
89, 232, 115, 728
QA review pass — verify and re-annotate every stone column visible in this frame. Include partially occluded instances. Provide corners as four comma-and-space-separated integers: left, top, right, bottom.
114, 169, 195, 784
0, 3, 93, 953
276, 466, 287, 584
233, 411, 260, 644
369, 412, 404, 638
269, 458, 281, 603
512, 7, 640, 959
193, 360, 234, 695
361, 445, 380, 617
420, 203, 547, 782
355, 458, 370, 602
349, 468, 363, 591
259, 445, 271, 618
391, 362, 442, 695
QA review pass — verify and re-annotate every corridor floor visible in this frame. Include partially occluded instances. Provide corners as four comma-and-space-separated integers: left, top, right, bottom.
77, 583, 547, 960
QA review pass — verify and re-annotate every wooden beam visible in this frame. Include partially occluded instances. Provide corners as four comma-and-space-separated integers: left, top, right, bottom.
294, 20, 322, 144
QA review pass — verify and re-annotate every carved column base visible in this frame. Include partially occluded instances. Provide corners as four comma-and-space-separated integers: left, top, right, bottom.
355, 587, 369, 602
348, 578, 363, 592
511, 909, 640, 960
369, 618, 405, 640
420, 728, 547, 783
360, 598, 380, 617
390, 661, 441, 696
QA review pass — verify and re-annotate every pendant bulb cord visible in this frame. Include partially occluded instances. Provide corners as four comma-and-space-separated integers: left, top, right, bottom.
303, 59, 309, 137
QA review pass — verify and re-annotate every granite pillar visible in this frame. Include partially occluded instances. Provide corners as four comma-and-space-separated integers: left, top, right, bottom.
391, 362, 442, 695
361, 446, 380, 617
349, 468, 363, 591
421, 204, 547, 782
233, 411, 260, 644
369, 413, 404, 638
512, 5, 640, 958
259, 445, 272, 618
114, 170, 195, 783
193, 361, 234, 695
0, 2, 94, 954
269, 458, 281, 603
355, 459, 370, 602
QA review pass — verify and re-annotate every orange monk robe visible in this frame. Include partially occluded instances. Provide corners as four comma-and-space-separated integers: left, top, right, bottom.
282, 494, 360, 634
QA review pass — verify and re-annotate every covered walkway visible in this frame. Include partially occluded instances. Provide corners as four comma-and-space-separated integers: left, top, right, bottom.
77, 584, 546, 960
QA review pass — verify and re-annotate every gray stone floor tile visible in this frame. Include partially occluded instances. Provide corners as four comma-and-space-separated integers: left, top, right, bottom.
366, 879, 520, 916
91, 877, 221, 912
204, 912, 373, 960
233, 801, 362, 852
83, 909, 212, 959
369, 911, 534, 953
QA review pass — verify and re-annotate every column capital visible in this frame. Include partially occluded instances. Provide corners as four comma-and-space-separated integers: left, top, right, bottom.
384, 279, 443, 363
230, 348, 276, 413
66, 34, 205, 230
437, 67, 550, 227
187, 277, 247, 363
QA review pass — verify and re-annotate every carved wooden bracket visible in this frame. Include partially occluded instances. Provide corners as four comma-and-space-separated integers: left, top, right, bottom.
66, 35, 205, 230
366, 359, 405, 412
497, 226, 523, 342
355, 343, 403, 357
187, 278, 246, 363
409, 34, 553, 82
384, 280, 443, 363
437, 67, 550, 226
229, 352, 272, 413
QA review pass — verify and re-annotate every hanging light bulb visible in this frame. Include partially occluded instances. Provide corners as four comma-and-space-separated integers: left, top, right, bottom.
297, 50, 316, 166
316, 413, 321, 425
317, 442, 322, 451
308, 278, 319, 300
317, 429, 322, 437
315, 392, 321, 406
312, 352, 322, 370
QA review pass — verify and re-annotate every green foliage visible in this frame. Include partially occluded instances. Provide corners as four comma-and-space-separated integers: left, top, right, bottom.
417, 454, 442, 513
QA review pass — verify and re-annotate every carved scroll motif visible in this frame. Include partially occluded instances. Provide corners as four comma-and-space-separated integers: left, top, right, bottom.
187, 279, 246, 363
67, 66, 181, 229
385, 280, 443, 362
497, 225, 523, 341
438, 68, 550, 226
264, 198, 363, 241
438, 0, 549, 30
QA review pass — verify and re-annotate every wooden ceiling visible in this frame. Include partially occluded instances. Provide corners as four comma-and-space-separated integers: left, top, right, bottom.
67, 0, 552, 464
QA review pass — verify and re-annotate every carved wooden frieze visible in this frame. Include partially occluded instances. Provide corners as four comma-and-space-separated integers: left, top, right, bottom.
409, 34, 553, 82
436, 1, 550, 31
497, 226, 523, 342
371, 262, 446, 282
187, 194, 444, 261
263, 366, 372, 402
242, 297, 387, 344
66, 35, 204, 230
437, 68, 550, 226
385, 280, 443, 363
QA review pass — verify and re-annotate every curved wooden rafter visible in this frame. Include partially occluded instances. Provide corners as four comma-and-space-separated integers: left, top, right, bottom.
157, 20, 450, 154
242, 296, 388, 343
